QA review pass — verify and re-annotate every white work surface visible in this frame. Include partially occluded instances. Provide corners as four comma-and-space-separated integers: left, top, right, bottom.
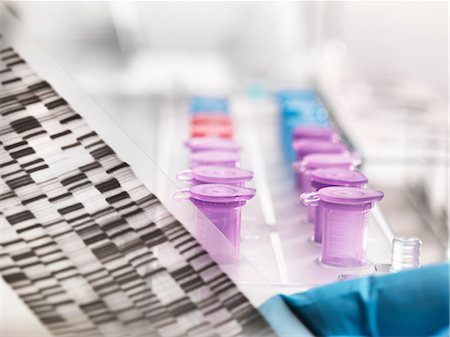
1, 11, 393, 336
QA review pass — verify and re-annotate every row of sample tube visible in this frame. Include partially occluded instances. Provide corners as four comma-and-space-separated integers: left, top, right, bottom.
276, 90, 421, 272
174, 96, 256, 263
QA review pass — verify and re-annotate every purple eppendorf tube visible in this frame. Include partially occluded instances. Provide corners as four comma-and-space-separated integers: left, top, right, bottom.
302, 169, 368, 243
311, 187, 383, 268
292, 125, 340, 142
185, 137, 241, 153
176, 165, 253, 186
190, 150, 240, 168
292, 153, 360, 193
175, 184, 256, 264
310, 168, 368, 190
292, 139, 348, 162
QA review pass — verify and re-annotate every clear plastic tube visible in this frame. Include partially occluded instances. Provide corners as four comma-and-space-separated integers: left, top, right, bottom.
321, 205, 370, 267
192, 200, 243, 264
390, 236, 422, 272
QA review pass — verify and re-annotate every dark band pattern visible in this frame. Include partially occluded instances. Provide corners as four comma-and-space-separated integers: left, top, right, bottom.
0, 41, 274, 337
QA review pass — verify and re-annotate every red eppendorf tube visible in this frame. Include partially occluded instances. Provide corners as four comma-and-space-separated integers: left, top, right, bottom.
191, 114, 233, 126
191, 124, 234, 139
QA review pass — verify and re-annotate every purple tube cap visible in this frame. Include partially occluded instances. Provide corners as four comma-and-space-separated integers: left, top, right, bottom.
300, 153, 360, 170
311, 168, 368, 186
292, 126, 338, 140
192, 166, 253, 184
292, 139, 347, 154
190, 184, 256, 203
293, 154, 352, 172
185, 137, 241, 152
318, 186, 384, 205
191, 151, 239, 165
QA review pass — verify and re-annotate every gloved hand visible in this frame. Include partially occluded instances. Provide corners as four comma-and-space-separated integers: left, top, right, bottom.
260, 263, 449, 336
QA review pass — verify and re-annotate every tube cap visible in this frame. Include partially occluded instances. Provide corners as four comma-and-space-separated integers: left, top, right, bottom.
292, 126, 339, 141
190, 96, 228, 113
190, 184, 256, 203
191, 124, 233, 138
300, 153, 360, 170
185, 138, 241, 152
191, 151, 239, 167
192, 166, 253, 184
293, 139, 347, 156
311, 168, 368, 186
191, 115, 232, 126
318, 186, 384, 205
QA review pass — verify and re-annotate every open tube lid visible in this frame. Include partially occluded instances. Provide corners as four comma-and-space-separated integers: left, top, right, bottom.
189, 184, 256, 203
185, 137, 241, 152
292, 125, 339, 141
318, 186, 384, 205
311, 168, 368, 186
292, 139, 347, 155
192, 166, 253, 184
191, 150, 239, 165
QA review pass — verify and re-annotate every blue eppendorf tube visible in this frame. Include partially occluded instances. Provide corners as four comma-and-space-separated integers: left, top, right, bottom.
275, 89, 331, 163
189, 96, 229, 115
275, 89, 317, 102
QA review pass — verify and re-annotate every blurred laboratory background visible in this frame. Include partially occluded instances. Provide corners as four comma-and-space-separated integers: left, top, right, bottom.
3, 1, 448, 263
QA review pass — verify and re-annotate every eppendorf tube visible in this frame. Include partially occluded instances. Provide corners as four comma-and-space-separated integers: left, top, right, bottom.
390, 236, 422, 272
185, 137, 241, 153
190, 150, 240, 168
292, 153, 360, 194
176, 166, 253, 186
174, 184, 256, 264
302, 168, 368, 243
292, 125, 341, 143
191, 124, 234, 139
190, 114, 233, 126
306, 186, 384, 268
292, 139, 348, 163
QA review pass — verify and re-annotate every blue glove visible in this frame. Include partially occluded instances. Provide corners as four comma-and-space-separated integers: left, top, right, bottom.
260, 294, 314, 337
260, 263, 449, 336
